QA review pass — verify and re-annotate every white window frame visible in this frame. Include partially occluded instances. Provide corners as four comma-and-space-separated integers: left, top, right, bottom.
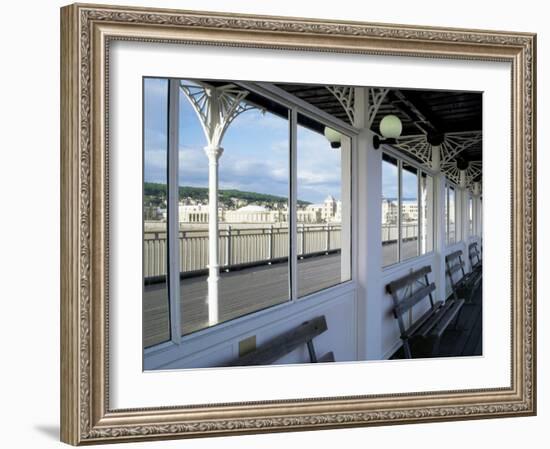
445, 181, 459, 246
148, 79, 357, 349
381, 148, 436, 268
468, 193, 474, 237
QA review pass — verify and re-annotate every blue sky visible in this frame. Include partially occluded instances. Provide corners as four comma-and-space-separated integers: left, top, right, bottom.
143, 78, 416, 203
382, 160, 418, 200
144, 78, 342, 204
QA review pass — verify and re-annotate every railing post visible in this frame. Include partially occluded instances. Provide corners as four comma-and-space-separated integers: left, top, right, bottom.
226, 225, 232, 267
269, 224, 274, 261
300, 224, 305, 256
180, 230, 185, 272
325, 223, 330, 253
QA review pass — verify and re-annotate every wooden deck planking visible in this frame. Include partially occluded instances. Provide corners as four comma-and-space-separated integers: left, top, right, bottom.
143, 240, 420, 349
144, 253, 342, 348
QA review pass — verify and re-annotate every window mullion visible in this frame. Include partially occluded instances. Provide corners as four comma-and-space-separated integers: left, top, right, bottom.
418, 171, 422, 255
289, 108, 298, 301
397, 160, 402, 262
446, 185, 450, 246
167, 79, 182, 344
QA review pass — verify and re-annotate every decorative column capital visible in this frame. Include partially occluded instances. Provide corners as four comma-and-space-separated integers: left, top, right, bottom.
460, 169, 467, 188
431, 144, 441, 172
204, 145, 224, 162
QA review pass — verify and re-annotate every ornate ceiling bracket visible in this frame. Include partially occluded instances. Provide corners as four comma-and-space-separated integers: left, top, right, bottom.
438, 131, 482, 186
439, 160, 462, 184
392, 134, 432, 166
325, 86, 389, 128
387, 130, 482, 178
179, 81, 256, 148
367, 87, 390, 128
440, 131, 482, 164
465, 161, 482, 190
439, 160, 482, 189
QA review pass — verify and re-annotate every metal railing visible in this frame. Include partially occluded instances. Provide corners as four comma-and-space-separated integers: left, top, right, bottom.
143, 224, 343, 278
144, 223, 420, 278
381, 223, 419, 244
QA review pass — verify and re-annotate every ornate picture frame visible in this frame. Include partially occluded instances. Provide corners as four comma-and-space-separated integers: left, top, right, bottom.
60, 3, 536, 445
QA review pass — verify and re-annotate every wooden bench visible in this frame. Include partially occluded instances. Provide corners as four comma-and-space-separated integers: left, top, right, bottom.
228, 316, 334, 366
386, 266, 464, 358
468, 242, 482, 274
446, 250, 481, 304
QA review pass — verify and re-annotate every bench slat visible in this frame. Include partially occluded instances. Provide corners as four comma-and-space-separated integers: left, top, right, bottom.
415, 304, 449, 338
456, 270, 480, 289
229, 316, 328, 366
415, 300, 458, 338
395, 283, 436, 316
402, 301, 443, 339
445, 250, 463, 262
430, 299, 465, 338
446, 261, 464, 276
387, 266, 431, 294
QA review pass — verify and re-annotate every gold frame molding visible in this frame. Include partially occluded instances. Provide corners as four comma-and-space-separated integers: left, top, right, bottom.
60, 3, 537, 445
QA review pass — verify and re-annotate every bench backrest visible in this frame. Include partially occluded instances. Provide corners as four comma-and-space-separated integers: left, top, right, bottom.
469, 242, 482, 266
445, 250, 467, 297
229, 316, 329, 366
386, 266, 436, 335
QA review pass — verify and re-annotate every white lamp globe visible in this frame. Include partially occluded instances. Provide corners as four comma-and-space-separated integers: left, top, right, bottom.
379, 114, 402, 139
324, 126, 342, 148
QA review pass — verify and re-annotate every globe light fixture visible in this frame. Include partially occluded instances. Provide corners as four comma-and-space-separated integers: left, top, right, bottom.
324, 126, 342, 149
373, 114, 403, 149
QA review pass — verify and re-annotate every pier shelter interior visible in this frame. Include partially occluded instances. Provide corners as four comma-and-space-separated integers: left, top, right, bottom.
142, 78, 483, 369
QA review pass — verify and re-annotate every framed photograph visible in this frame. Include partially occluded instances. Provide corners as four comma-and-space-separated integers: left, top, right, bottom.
60, 3, 536, 445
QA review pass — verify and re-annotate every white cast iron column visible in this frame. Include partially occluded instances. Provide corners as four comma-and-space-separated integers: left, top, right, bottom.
205, 144, 223, 324
350, 86, 388, 360
432, 145, 448, 303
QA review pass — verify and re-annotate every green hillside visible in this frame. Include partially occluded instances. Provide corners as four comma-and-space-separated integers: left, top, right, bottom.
144, 182, 311, 207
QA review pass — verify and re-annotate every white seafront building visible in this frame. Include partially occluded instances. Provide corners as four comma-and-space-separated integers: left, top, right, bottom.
381, 197, 419, 224
171, 194, 342, 225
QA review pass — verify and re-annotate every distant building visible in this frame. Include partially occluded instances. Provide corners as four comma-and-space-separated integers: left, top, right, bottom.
305, 195, 342, 223
176, 195, 341, 225
401, 200, 419, 222
382, 197, 418, 224
225, 205, 282, 223
225, 205, 321, 224
179, 204, 224, 223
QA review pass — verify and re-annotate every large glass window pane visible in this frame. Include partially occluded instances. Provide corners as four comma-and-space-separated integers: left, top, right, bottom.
217, 103, 291, 323
479, 196, 483, 236
382, 154, 399, 267
143, 78, 170, 348
177, 81, 291, 335
469, 195, 473, 235
296, 115, 351, 298
419, 172, 434, 254
401, 163, 419, 261
447, 185, 456, 245
177, 80, 209, 335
